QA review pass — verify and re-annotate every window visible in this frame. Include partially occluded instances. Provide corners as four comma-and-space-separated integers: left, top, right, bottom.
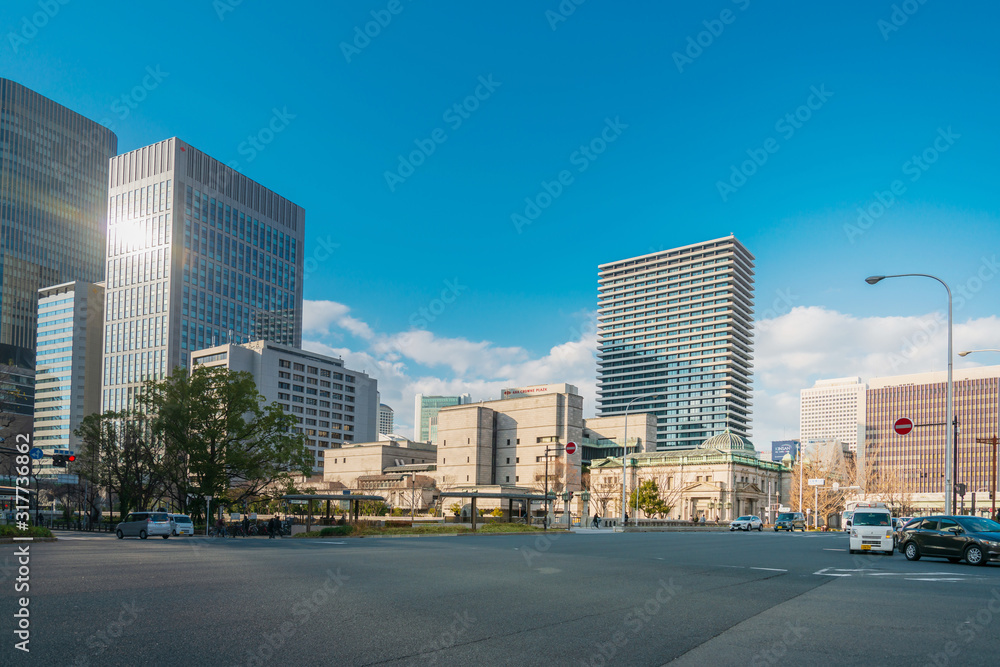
308, 366, 318, 374
279, 359, 291, 368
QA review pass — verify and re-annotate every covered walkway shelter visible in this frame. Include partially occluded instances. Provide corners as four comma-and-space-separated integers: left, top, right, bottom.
438, 490, 553, 531
281, 493, 385, 530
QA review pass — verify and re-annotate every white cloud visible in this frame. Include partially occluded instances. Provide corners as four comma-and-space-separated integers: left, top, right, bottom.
753, 306, 1000, 451
302, 300, 374, 340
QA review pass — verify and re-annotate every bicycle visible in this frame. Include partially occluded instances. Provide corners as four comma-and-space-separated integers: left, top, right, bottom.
208, 525, 227, 538
229, 523, 246, 537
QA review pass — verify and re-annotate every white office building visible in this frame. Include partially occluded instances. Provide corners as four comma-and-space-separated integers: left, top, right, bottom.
378, 403, 394, 435
799, 377, 867, 453
596, 235, 755, 449
190, 340, 378, 472
102, 138, 304, 412
32, 281, 104, 481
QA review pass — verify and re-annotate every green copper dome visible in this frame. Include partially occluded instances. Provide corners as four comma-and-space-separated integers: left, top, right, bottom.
698, 429, 756, 453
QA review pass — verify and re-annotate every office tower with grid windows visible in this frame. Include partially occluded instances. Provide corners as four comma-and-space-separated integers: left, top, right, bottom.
32, 281, 103, 480
0, 79, 117, 385
799, 377, 867, 453
378, 403, 394, 435
102, 138, 304, 412
413, 394, 471, 443
596, 235, 755, 450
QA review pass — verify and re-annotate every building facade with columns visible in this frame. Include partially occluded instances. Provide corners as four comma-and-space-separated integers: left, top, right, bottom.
589, 431, 790, 522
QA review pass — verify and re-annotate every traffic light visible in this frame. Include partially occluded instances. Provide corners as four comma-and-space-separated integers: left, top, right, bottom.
955, 482, 967, 498
51, 454, 76, 467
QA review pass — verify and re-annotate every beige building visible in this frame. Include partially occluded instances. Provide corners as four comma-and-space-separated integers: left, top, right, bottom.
589, 431, 790, 522
435, 386, 657, 494
321, 439, 436, 487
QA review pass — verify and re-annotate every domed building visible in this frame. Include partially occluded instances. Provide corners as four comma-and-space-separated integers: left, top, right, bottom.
588, 430, 791, 523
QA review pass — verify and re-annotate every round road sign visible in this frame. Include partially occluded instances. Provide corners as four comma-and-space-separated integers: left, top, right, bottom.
29, 447, 44, 460
893, 418, 914, 435
565, 442, 577, 455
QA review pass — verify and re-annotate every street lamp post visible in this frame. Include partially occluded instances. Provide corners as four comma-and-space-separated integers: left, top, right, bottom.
620, 394, 663, 530
867, 274, 955, 515
959, 349, 1000, 518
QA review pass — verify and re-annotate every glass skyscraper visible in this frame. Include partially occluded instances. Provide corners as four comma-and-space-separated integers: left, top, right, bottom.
32, 281, 103, 480
596, 235, 755, 449
102, 138, 304, 412
0, 78, 117, 369
413, 394, 471, 443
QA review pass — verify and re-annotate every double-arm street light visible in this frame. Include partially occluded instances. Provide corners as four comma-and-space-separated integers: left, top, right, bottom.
620, 393, 663, 530
958, 349, 1000, 518
866, 273, 955, 514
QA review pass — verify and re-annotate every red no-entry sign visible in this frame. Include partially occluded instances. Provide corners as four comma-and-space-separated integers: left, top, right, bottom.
565, 442, 577, 455
894, 418, 913, 435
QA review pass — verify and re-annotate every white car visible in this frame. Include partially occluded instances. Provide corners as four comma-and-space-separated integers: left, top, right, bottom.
170, 514, 194, 536
730, 515, 763, 531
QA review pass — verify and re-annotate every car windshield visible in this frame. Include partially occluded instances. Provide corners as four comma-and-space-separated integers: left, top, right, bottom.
151, 513, 170, 521
173, 516, 192, 523
956, 517, 1000, 533
853, 511, 890, 526
777, 514, 795, 520
736, 516, 752, 521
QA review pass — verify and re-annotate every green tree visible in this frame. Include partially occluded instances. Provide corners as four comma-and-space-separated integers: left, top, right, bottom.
74, 411, 168, 518
142, 365, 312, 510
629, 479, 672, 519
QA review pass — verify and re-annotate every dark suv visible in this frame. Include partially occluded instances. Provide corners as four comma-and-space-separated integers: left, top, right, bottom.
898, 515, 1000, 565
773, 512, 806, 532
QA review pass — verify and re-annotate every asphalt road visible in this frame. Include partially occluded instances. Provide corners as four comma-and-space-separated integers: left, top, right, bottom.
4, 529, 1000, 666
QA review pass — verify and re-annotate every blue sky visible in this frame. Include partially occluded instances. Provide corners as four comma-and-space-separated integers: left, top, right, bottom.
5, 1, 999, 441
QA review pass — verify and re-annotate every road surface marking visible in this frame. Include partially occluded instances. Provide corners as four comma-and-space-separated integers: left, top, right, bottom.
823, 548, 846, 552
317, 541, 346, 545
751, 567, 787, 572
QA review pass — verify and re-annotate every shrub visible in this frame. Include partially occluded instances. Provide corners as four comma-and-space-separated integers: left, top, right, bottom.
449, 503, 462, 517
490, 507, 504, 517
0, 525, 54, 538
319, 525, 355, 537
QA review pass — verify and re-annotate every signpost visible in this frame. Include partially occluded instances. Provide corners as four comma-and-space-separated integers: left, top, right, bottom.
808, 479, 825, 529
893, 418, 914, 435
564, 442, 577, 455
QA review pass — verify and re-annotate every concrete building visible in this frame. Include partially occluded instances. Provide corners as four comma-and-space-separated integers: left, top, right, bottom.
800, 377, 866, 453
0, 79, 117, 398
435, 386, 657, 493
597, 235, 755, 449
189, 341, 377, 472
589, 431, 790, 522
413, 393, 471, 443
102, 138, 304, 413
321, 439, 436, 488
31, 282, 104, 481
771, 439, 800, 463
0, 346, 34, 445
865, 366, 1000, 514
378, 403, 394, 435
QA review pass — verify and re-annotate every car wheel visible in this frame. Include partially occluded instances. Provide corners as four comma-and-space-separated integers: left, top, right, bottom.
904, 542, 920, 561
849, 549, 856, 554
116, 530, 124, 539
757, 524, 763, 532
774, 527, 779, 532
172, 530, 177, 536
886, 547, 894, 556
965, 545, 988, 566
162, 535, 169, 539
139, 529, 147, 540
947, 557, 962, 563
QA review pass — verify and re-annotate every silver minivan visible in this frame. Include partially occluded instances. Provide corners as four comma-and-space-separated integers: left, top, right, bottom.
116, 511, 172, 539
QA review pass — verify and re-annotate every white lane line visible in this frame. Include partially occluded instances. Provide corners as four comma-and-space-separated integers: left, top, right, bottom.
317, 541, 346, 545
906, 578, 965, 582
823, 548, 846, 551
751, 567, 787, 572
719, 565, 745, 569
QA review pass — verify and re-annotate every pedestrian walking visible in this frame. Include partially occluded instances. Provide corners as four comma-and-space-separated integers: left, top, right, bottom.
268, 516, 276, 539
592, 514, 600, 529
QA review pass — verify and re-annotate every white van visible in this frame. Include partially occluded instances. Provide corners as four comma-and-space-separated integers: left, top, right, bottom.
849, 505, 894, 555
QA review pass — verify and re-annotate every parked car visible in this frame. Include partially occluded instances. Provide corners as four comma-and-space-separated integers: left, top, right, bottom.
170, 514, 194, 536
730, 515, 763, 531
849, 506, 894, 555
773, 512, 806, 532
116, 511, 171, 539
899, 515, 1000, 565
842, 510, 854, 532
